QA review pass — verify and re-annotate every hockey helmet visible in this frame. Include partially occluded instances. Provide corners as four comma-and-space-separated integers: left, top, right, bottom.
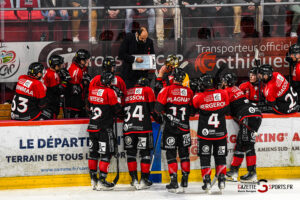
101, 71, 114, 86
102, 57, 116, 72
28, 62, 44, 77
258, 64, 273, 82
137, 77, 150, 87
221, 72, 237, 87
75, 49, 91, 63
165, 54, 179, 70
189, 78, 201, 93
173, 68, 186, 83
48, 55, 64, 68
289, 44, 300, 55
199, 74, 214, 89
249, 67, 258, 75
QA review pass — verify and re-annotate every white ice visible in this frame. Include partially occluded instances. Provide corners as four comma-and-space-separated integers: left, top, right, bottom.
0, 179, 299, 200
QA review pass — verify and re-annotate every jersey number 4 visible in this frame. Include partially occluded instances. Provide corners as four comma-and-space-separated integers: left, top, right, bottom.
208, 113, 220, 128
124, 105, 144, 122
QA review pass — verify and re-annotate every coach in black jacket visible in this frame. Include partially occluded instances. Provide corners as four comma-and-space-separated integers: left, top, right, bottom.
119, 27, 155, 89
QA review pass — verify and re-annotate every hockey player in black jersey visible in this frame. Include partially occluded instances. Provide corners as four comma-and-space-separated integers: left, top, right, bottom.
221, 72, 262, 183
155, 68, 194, 193
87, 71, 122, 191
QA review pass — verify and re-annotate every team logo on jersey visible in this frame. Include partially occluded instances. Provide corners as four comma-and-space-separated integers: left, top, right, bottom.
182, 134, 191, 145
125, 136, 132, 145
23, 80, 33, 88
213, 93, 221, 101
89, 141, 93, 150
97, 89, 104, 96
218, 146, 226, 155
249, 107, 255, 113
180, 88, 187, 96
112, 77, 117, 85
202, 128, 209, 136
166, 137, 175, 146
98, 142, 106, 154
202, 145, 210, 153
135, 88, 143, 95
138, 137, 147, 148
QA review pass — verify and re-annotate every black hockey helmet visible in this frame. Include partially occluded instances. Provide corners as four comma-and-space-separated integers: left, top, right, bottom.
189, 78, 201, 93
101, 71, 114, 86
289, 44, 300, 55
28, 62, 44, 77
221, 72, 237, 87
258, 64, 273, 82
165, 54, 179, 70
48, 55, 64, 68
75, 49, 91, 63
137, 77, 150, 87
102, 57, 116, 72
173, 68, 186, 83
249, 67, 258, 75
199, 74, 214, 89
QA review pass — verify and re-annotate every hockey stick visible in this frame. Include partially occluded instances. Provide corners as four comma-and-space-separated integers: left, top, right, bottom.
112, 117, 120, 185
149, 120, 165, 172
211, 165, 226, 188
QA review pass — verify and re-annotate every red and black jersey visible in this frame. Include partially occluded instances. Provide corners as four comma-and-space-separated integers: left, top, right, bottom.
68, 62, 83, 85
123, 86, 156, 135
42, 68, 61, 115
225, 86, 262, 121
87, 85, 122, 132
155, 83, 194, 133
292, 61, 300, 82
239, 81, 261, 103
89, 75, 127, 105
263, 72, 298, 114
156, 75, 174, 88
193, 88, 230, 140
11, 75, 47, 121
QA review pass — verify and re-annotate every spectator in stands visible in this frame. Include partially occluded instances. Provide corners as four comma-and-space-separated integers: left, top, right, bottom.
289, 0, 300, 37
199, 0, 233, 38
69, 0, 98, 44
125, 0, 155, 37
154, 0, 182, 48
97, 1, 126, 41
263, 0, 287, 37
231, 0, 261, 37
41, 0, 69, 41
181, 0, 202, 38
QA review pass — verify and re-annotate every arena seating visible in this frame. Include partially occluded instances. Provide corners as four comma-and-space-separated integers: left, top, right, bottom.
0, 0, 17, 21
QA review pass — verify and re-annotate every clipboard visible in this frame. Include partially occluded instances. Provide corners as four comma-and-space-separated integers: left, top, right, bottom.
132, 54, 156, 70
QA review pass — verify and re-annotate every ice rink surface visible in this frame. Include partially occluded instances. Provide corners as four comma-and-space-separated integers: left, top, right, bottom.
1, 179, 299, 200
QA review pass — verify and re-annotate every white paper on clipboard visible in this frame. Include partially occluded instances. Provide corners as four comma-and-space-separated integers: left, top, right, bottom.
132, 54, 156, 70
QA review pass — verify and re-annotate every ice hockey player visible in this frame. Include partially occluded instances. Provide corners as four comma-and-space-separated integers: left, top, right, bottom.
123, 77, 158, 190
258, 64, 299, 114
289, 44, 300, 104
220, 72, 262, 183
192, 74, 230, 194
42, 55, 65, 119
87, 71, 122, 191
89, 57, 126, 104
65, 49, 91, 118
239, 67, 261, 104
155, 54, 189, 95
11, 62, 47, 121
155, 68, 194, 193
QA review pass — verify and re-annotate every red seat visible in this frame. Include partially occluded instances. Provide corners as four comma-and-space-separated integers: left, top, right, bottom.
0, 0, 18, 20
16, 0, 43, 20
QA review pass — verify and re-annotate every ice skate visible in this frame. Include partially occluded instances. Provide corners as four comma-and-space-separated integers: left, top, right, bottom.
179, 172, 189, 193
166, 173, 179, 193
240, 170, 257, 183
138, 173, 152, 190
89, 171, 98, 190
202, 175, 211, 194
218, 174, 226, 194
226, 167, 239, 182
96, 173, 115, 191
130, 171, 139, 190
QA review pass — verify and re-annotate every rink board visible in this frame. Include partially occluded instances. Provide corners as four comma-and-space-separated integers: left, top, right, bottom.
0, 114, 300, 189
